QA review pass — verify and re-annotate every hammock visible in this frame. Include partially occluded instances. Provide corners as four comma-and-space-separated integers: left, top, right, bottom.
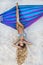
0, 5, 43, 29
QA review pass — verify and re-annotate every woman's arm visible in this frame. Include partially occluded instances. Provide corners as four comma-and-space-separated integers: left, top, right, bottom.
23, 39, 32, 45
13, 39, 20, 48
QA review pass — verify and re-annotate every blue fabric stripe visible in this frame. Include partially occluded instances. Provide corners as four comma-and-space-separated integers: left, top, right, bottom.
3, 9, 43, 19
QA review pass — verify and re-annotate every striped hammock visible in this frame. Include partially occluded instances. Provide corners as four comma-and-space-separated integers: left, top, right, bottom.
0, 5, 43, 29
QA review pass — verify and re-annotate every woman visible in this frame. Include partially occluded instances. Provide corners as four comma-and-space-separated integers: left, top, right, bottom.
13, 3, 32, 65
14, 3, 32, 48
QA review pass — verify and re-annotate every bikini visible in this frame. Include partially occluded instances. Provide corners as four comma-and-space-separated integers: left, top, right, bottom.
18, 31, 26, 39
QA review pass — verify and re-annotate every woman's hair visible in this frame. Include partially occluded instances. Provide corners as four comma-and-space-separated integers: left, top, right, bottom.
16, 43, 27, 65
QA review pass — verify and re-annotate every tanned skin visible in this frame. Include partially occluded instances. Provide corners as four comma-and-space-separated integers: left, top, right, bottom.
13, 3, 32, 48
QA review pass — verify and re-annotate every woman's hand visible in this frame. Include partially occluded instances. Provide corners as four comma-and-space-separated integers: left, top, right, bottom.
12, 44, 21, 48
28, 42, 32, 45
23, 39, 32, 46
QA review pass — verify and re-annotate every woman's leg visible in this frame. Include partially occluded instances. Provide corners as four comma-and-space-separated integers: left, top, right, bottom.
16, 3, 19, 23
16, 3, 24, 30
16, 22, 24, 30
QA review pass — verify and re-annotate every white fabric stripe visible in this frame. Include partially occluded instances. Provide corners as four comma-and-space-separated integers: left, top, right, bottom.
0, 15, 3, 22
